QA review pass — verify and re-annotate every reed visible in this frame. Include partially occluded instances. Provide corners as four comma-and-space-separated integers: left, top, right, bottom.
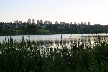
0, 35, 108, 72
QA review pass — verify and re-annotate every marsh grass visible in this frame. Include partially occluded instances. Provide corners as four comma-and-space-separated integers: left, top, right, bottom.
0, 35, 108, 72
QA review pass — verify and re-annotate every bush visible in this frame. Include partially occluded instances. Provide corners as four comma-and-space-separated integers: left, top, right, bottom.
0, 36, 108, 72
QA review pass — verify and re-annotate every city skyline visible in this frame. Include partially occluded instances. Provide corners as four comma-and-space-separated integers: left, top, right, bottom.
0, 0, 108, 25
14, 18, 91, 25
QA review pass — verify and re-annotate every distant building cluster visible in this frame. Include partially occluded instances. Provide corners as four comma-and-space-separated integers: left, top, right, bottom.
13, 18, 91, 25
0, 18, 103, 33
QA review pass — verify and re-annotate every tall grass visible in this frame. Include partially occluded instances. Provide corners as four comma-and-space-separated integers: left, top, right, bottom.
0, 35, 108, 72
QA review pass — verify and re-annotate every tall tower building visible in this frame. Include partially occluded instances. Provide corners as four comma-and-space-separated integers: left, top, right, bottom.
88, 22, 90, 25
44, 20, 48, 24
19, 21, 22, 24
81, 22, 83, 25
70, 22, 72, 24
74, 22, 77, 24
40, 20, 43, 24
28, 18, 31, 24
14, 20, 18, 24
32, 19, 35, 24
84, 22, 86, 25
55, 21, 59, 24
37, 20, 40, 24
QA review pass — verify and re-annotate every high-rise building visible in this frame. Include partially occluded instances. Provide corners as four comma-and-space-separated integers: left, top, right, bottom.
28, 18, 31, 24
88, 22, 90, 25
74, 22, 77, 24
84, 22, 86, 25
78, 23, 80, 25
43, 20, 52, 24
60, 22, 65, 25
44, 20, 48, 24
50, 22, 52, 24
37, 20, 43, 24
47, 21, 50, 24
19, 21, 22, 24
40, 20, 43, 24
55, 21, 59, 24
14, 20, 18, 24
37, 20, 40, 24
70, 22, 72, 24
32, 19, 35, 24
81, 22, 83, 25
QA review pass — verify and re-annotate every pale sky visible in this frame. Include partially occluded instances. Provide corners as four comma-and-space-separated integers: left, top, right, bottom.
0, 0, 108, 25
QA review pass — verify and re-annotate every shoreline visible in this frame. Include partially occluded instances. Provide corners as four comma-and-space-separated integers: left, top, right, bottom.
0, 33, 108, 36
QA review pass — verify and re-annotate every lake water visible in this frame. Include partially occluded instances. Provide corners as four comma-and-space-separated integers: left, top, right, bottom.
0, 33, 108, 48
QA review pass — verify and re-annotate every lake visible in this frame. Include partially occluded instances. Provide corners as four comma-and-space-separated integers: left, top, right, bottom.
0, 33, 108, 48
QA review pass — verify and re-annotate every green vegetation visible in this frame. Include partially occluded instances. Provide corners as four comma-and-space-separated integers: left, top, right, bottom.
38, 29, 50, 34
1, 22, 108, 35
0, 36, 108, 72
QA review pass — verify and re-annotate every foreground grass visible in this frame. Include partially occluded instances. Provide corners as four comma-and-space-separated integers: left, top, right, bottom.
0, 37, 108, 72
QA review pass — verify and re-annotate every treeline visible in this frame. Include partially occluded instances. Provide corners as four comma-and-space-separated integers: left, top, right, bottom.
0, 22, 50, 35
0, 22, 108, 35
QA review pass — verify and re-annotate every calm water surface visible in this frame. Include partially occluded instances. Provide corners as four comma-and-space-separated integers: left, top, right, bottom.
0, 33, 108, 41
0, 33, 108, 48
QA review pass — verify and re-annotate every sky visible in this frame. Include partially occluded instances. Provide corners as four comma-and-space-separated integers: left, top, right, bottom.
0, 0, 108, 25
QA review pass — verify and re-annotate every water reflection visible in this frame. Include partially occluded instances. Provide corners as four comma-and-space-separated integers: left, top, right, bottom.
0, 34, 108, 49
